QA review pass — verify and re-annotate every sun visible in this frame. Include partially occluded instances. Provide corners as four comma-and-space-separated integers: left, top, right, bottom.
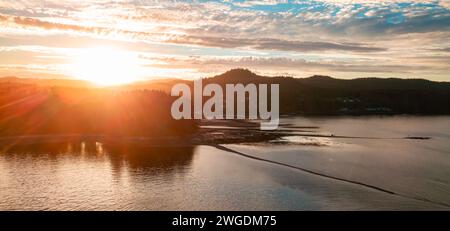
70, 47, 143, 86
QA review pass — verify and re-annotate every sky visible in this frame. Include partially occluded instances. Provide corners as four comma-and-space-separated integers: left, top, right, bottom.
0, 0, 449, 82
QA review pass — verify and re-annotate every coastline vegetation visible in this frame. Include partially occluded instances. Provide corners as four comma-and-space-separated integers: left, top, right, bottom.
0, 83, 196, 137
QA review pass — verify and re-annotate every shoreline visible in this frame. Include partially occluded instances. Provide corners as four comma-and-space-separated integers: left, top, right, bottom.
0, 118, 432, 148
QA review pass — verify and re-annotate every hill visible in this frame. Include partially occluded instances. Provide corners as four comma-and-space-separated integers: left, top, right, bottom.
199, 69, 450, 115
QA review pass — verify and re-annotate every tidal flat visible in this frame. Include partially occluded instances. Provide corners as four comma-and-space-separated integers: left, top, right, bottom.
1, 116, 449, 210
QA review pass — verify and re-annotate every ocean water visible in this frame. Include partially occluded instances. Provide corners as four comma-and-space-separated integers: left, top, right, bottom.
0, 116, 449, 210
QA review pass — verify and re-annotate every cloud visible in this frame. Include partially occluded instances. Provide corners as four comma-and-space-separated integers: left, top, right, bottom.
0, 1, 449, 80
146, 55, 448, 76
433, 47, 450, 53
0, 13, 387, 53
0, 13, 172, 43
166, 36, 386, 52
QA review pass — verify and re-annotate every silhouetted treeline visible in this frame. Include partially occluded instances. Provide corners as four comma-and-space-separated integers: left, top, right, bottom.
0, 83, 196, 136
121, 69, 450, 116
202, 69, 450, 115
2, 68, 450, 134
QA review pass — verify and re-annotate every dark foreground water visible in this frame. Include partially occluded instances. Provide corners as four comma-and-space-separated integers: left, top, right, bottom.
0, 116, 449, 210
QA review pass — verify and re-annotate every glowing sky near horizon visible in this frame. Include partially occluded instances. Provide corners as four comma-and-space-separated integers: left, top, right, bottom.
0, 0, 449, 82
